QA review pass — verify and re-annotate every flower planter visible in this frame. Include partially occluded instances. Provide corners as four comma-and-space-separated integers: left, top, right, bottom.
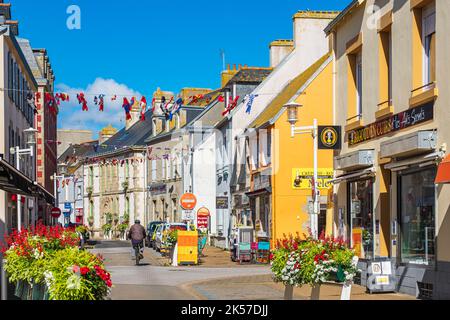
15, 281, 49, 300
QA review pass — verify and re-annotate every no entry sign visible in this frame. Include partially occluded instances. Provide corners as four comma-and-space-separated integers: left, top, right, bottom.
51, 207, 62, 219
180, 193, 197, 210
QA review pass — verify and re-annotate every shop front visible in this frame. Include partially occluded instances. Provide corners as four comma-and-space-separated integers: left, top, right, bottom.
381, 130, 442, 297
333, 149, 376, 285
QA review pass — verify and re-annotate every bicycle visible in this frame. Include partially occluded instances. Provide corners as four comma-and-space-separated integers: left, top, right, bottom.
132, 241, 144, 266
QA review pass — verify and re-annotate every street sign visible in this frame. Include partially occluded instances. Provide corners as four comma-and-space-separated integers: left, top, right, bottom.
318, 126, 341, 150
182, 210, 195, 221
64, 202, 72, 210
51, 207, 62, 219
180, 193, 197, 210
197, 207, 210, 229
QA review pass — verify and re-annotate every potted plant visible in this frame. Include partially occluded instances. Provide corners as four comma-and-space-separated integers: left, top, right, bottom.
118, 223, 128, 240
87, 216, 94, 227
122, 180, 129, 192
86, 187, 93, 198
102, 224, 112, 239
271, 232, 358, 300
166, 230, 178, 262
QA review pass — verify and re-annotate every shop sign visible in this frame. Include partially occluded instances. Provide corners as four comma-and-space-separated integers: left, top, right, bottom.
292, 168, 334, 190
319, 126, 342, 150
216, 197, 229, 209
348, 102, 434, 146
148, 183, 167, 196
75, 208, 84, 217
197, 207, 210, 229
375, 276, 390, 285
180, 193, 197, 210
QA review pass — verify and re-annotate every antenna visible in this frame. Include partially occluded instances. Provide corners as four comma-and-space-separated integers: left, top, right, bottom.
220, 49, 225, 71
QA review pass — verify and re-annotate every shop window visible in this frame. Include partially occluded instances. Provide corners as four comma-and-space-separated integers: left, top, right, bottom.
348, 179, 374, 260
399, 166, 436, 265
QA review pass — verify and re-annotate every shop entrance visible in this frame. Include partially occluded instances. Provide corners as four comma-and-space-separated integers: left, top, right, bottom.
347, 178, 374, 260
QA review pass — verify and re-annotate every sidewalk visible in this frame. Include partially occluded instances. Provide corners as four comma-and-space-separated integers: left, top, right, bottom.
184, 274, 417, 300
197, 246, 268, 268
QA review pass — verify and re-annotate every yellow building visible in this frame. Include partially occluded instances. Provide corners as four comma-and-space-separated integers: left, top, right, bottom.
247, 53, 334, 243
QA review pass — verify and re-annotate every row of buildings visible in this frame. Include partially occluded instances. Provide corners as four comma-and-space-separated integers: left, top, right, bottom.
65, 0, 450, 299
0, 1, 57, 240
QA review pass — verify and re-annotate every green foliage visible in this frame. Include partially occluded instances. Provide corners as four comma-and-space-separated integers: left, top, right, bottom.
118, 223, 128, 233
166, 230, 178, 247
102, 224, 112, 234
271, 233, 358, 287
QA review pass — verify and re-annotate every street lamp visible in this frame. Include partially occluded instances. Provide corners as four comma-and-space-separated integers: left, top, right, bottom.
50, 166, 67, 227
285, 102, 320, 240
10, 127, 38, 231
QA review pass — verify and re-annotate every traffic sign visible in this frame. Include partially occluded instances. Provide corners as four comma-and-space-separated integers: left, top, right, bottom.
182, 210, 195, 221
180, 193, 197, 210
51, 207, 62, 218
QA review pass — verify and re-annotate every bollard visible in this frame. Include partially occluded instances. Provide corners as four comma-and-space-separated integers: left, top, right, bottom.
171, 243, 178, 267
340, 282, 352, 300
1, 259, 7, 301
284, 285, 294, 300
310, 284, 321, 300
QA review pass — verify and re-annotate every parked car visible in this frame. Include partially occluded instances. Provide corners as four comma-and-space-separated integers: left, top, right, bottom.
154, 223, 188, 252
146, 221, 164, 247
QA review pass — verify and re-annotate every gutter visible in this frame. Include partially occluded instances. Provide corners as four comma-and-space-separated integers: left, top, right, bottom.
324, 0, 360, 35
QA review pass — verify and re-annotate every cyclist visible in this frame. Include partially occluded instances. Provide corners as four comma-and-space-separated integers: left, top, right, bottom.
127, 220, 147, 262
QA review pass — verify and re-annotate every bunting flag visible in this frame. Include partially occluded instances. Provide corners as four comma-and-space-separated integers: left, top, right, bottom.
77, 93, 88, 111
140, 96, 147, 121
245, 94, 259, 114
122, 98, 132, 120
163, 154, 170, 160
151, 97, 156, 112
98, 94, 105, 112
147, 146, 153, 160
35, 92, 41, 101
111, 95, 117, 101
218, 95, 225, 103
189, 94, 204, 105
168, 97, 183, 121
93, 144, 99, 153
222, 96, 240, 116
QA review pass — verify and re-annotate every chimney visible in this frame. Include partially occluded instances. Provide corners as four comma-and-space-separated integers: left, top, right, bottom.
269, 40, 294, 68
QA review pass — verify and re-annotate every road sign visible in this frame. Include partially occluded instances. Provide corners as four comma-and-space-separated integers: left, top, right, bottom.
197, 207, 210, 229
51, 207, 62, 219
182, 210, 195, 221
180, 193, 197, 210
65, 202, 72, 210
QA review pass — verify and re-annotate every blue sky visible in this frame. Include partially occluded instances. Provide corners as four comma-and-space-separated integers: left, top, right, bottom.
12, 0, 349, 134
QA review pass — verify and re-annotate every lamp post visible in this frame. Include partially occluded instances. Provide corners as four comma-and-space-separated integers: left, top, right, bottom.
50, 163, 68, 226
285, 103, 320, 240
10, 128, 38, 231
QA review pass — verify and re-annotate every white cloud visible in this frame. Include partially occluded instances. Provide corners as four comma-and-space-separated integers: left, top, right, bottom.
56, 78, 144, 134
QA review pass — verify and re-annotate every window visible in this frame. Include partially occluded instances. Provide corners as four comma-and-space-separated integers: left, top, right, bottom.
161, 159, 166, 181
356, 53, 363, 117
423, 4, 436, 85
399, 167, 436, 265
151, 160, 157, 181
378, 28, 392, 108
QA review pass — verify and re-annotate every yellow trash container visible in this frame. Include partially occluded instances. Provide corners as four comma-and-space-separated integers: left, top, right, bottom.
177, 231, 198, 265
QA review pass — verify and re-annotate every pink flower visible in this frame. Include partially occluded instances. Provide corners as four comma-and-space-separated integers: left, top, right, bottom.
73, 265, 80, 273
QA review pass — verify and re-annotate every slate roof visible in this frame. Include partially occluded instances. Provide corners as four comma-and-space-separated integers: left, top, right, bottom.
227, 67, 273, 84
186, 89, 222, 107
86, 109, 154, 158
248, 53, 331, 129
17, 38, 43, 80
59, 141, 99, 165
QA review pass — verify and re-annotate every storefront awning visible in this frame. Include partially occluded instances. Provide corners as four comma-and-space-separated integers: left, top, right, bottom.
245, 187, 272, 197
330, 168, 376, 184
436, 155, 450, 184
384, 151, 442, 172
0, 155, 55, 206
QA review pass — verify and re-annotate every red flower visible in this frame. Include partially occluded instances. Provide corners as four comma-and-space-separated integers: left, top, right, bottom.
80, 267, 90, 276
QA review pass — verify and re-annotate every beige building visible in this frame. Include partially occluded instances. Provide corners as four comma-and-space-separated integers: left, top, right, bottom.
57, 129, 93, 157
327, 0, 450, 299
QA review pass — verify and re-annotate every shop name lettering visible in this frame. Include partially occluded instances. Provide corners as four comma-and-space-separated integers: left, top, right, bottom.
349, 104, 433, 145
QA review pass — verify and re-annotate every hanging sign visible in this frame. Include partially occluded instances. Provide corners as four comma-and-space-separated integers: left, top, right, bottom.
180, 193, 197, 210
319, 126, 341, 150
